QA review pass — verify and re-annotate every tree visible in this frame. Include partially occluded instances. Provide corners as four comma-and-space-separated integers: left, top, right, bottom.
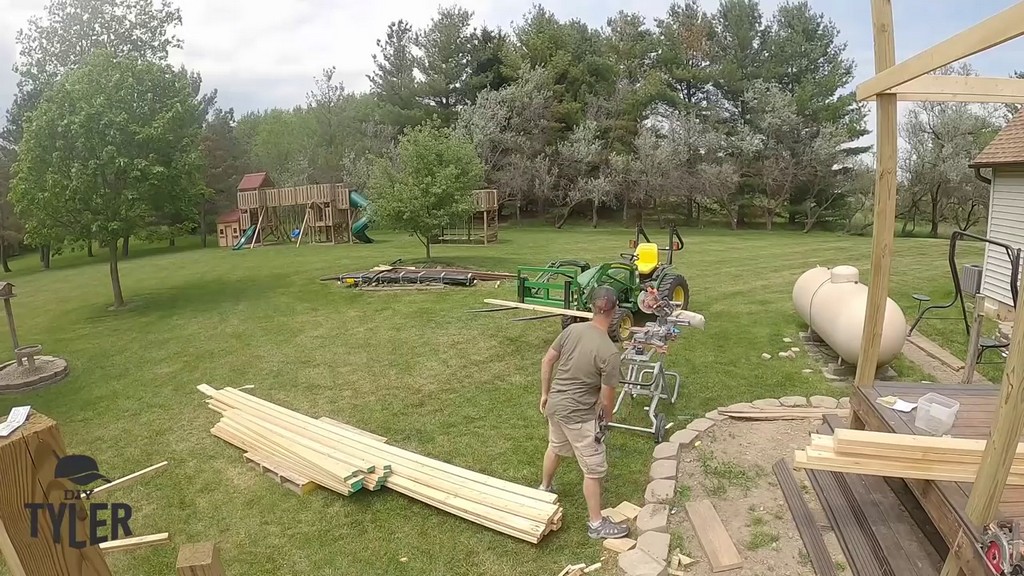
464, 26, 516, 102
556, 119, 611, 228
0, 147, 23, 272
200, 107, 246, 247
11, 52, 204, 307
655, 1, 717, 110
6, 0, 182, 143
415, 6, 475, 124
711, 0, 769, 120
743, 80, 803, 230
368, 123, 483, 257
369, 20, 423, 131
306, 67, 350, 182
800, 124, 853, 232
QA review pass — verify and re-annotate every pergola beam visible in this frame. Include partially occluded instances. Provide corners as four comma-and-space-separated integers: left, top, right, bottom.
865, 75, 1024, 104
856, 1, 1024, 101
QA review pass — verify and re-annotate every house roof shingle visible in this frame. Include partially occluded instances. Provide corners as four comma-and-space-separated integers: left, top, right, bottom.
971, 111, 1024, 168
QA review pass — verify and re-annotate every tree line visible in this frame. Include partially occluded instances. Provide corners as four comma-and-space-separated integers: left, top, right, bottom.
0, 0, 1019, 306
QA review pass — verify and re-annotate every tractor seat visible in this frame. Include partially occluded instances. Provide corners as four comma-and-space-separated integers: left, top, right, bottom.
634, 243, 660, 275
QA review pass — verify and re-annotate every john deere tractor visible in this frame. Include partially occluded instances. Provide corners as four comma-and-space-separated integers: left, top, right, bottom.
515, 225, 690, 341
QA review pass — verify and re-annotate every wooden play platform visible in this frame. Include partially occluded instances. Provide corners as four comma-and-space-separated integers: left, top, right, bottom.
436, 189, 499, 245
851, 383, 1015, 575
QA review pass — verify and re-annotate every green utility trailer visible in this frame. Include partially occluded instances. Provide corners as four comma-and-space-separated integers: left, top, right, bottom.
515, 225, 691, 341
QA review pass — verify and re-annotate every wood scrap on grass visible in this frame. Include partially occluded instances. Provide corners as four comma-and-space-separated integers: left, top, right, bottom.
197, 384, 563, 544
717, 404, 849, 421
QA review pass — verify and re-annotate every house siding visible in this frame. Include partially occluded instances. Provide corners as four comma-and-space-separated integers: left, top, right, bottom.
981, 168, 1024, 307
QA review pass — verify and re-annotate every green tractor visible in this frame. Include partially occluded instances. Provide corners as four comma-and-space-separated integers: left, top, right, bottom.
515, 225, 690, 341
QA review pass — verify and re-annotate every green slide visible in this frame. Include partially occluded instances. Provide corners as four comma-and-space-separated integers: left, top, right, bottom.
232, 225, 256, 250
349, 190, 373, 243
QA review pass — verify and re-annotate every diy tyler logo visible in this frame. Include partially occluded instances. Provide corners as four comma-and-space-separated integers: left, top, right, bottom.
24, 454, 135, 549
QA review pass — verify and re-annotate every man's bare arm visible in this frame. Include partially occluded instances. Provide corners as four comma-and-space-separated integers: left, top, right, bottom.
540, 347, 560, 399
600, 384, 616, 423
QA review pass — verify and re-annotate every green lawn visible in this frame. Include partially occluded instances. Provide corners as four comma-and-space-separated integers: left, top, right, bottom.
0, 226, 992, 576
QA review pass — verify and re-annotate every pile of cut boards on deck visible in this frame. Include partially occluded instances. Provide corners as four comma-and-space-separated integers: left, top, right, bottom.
794, 428, 1024, 485
197, 385, 562, 543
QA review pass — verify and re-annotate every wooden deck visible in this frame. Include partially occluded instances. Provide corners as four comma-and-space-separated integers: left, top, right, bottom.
852, 382, 1015, 576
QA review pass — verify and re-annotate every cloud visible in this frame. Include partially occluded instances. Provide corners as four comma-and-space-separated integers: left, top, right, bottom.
1, 0, 1022, 145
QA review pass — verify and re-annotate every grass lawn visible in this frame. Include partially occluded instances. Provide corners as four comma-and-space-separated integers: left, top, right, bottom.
0, 225, 991, 576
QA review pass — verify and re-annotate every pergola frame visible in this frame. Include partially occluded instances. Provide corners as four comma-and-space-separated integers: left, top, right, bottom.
852, 2, 1024, 575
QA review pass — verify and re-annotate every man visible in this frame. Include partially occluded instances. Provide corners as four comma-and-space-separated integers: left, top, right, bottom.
538, 285, 629, 539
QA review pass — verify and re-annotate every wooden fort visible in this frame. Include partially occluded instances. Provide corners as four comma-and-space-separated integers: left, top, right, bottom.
436, 189, 499, 245
233, 172, 365, 246
831, 2, 1024, 575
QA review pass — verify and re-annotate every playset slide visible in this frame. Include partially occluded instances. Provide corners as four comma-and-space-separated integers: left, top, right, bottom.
232, 225, 257, 250
349, 190, 374, 243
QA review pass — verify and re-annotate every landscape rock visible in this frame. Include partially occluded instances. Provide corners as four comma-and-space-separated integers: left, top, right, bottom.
779, 396, 808, 407
839, 397, 851, 409
636, 504, 669, 533
810, 395, 839, 409
618, 549, 668, 576
779, 350, 797, 359
791, 347, 801, 352
644, 479, 677, 505
649, 459, 677, 480
637, 531, 671, 563
783, 337, 793, 343
668, 429, 699, 447
685, 418, 715, 433
752, 398, 782, 409
802, 369, 815, 374
652, 442, 680, 460
761, 352, 772, 360
704, 410, 728, 422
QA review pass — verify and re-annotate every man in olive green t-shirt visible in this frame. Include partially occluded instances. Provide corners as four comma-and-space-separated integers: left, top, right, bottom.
538, 286, 629, 540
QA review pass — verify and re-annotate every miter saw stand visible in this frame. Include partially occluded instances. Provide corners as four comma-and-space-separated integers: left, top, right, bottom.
983, 520, 1024, 575
607, 284, 706, 443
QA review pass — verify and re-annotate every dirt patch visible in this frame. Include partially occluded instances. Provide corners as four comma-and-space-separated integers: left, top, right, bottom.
667, 419, 848, 576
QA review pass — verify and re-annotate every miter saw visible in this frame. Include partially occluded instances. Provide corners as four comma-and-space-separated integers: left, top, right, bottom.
982, 520, 1024, 575
608, 284, 706, 442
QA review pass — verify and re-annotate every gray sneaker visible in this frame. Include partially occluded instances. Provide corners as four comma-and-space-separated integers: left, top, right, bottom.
537, 484, 557, 494
587, 516, 630, 539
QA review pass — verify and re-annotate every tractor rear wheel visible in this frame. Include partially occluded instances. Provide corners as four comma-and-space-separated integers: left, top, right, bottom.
658, 273, 690, 310
609, 307, 634, 342
561, 315, 580, 331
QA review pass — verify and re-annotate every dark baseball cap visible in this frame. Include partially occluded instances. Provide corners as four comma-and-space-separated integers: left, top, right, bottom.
590, 286, 618, 313
54, 455, 112, 487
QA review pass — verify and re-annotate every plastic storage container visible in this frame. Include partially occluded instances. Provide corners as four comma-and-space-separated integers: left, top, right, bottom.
915, 393, 960, 436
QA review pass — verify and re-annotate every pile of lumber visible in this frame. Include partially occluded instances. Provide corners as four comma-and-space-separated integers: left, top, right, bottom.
197, 385, 562, 543
794, 428, 1024, 485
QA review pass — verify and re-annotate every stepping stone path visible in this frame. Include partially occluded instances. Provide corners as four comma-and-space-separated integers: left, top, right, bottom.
668, 429, 698, 447
636, 504, 669, 533
637, 531, 671, 563
649, 459, 676, 480
839, 397, 851, 409
644, 479, 676, 505
686, 418, 715, 433
652, 442, 680, 460
618, 549, 668, 576
752, 398, 782, 409
779, 395, 808, 407
704, 410, 728, 421
810, 395, 839, 409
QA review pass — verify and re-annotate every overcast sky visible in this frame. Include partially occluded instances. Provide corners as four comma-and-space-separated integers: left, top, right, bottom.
1, 0, 1023, 144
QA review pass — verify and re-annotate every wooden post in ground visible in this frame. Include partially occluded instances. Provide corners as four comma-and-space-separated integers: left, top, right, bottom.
249, 208, 264, 249
176, 542, 225, 576
941, 293, 1024, 575
3, 297, 19, 365
854, 0, 898, 398
0, 411, 113, 576
962, 295, 986, 385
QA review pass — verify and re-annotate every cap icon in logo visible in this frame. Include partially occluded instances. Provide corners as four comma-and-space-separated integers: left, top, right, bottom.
54, 454, 112, 487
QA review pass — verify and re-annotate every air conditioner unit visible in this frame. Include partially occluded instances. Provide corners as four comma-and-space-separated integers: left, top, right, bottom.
961, 264, 983, 296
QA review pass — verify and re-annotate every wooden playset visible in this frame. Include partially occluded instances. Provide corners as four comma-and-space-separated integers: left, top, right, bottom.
436, 189, 499, 245
221, 172, 373, 249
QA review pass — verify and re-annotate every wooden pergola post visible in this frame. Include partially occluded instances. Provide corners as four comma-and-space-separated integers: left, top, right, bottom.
853, 0, 898, 392
0, 411, 112, 576
850, 2, 1024, 573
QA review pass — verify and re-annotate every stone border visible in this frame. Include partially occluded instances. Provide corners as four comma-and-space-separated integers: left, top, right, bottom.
0, 356, 70, 395
617, 395, 851, 576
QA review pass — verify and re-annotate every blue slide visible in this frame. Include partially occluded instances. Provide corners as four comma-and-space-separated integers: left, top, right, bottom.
349, 190, 373, 243
232, 225, 257, 250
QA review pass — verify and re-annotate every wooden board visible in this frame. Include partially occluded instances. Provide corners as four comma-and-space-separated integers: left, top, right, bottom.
243, 452, 317, 495
98, 533, 170, 553
773, 460, 838, 576
176, 542, 225, 576
482, 299, 594, 319
685, 500, 743, 572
